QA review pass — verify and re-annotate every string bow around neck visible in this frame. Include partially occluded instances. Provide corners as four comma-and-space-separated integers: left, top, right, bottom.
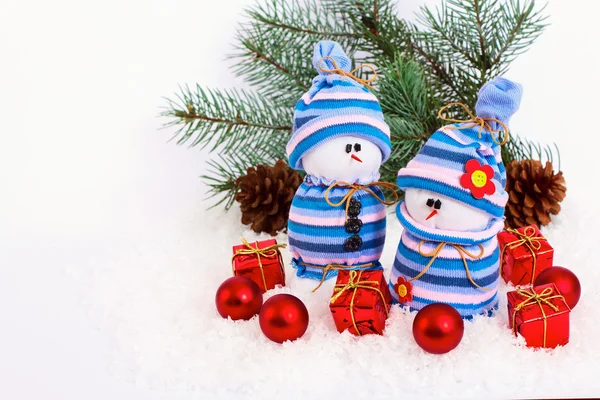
317, 55, 377, 89
416, 241, 489, 291
324, 180, 399, 219
438, 102, 510, 146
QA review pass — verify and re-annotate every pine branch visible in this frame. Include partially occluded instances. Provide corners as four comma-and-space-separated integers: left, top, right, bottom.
161, 85, 292, 153
248, 0, 357, 38
503, 134, 560, 169
232, 0, 358, 106
201, 150, 268, 210
160, 0, 556, 210
415, 0, 547, 90
377, 55, 439, 133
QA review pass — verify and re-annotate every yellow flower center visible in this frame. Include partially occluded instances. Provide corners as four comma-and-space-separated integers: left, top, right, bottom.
397, 284, 408, 297
471, 170, 487, 188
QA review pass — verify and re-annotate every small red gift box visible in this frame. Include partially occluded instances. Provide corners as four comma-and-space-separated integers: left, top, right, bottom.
507, 283, 570, 349
498, 224, 553, 286
329, 269, 392, 336
232, 239, 286, 293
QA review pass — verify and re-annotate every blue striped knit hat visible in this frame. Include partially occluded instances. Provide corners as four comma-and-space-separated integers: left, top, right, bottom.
286, 41, 391, 170
396, 77, 523, 218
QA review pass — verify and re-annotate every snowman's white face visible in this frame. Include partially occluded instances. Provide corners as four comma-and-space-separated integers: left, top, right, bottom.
301, 136, 382, 183
405, 188, 491, 232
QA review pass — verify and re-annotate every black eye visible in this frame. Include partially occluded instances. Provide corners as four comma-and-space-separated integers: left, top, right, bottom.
346, 144, 352, 153
354, 143, 361, 152
426, 198, 434, 207
434, 199, 442, 210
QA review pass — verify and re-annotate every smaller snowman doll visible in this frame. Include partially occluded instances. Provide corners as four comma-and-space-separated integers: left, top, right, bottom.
286, 41, 394, 284
389, 77, 522, 318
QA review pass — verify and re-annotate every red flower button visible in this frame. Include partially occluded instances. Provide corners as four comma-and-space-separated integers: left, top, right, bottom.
394, 276, 413, 303
460, 159, 496, 199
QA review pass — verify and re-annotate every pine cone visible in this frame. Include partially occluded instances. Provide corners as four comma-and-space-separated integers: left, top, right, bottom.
504, 159, 566, 229
235, 160, 302, 236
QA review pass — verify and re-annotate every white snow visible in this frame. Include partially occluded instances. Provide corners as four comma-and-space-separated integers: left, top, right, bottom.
2, 0, 600, 399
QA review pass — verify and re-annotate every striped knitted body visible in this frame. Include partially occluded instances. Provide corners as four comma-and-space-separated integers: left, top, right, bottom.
389, 202, 504, 318
288, 176, 387, 281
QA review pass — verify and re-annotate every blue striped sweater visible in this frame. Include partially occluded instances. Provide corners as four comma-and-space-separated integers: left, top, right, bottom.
288, 176, 387, 281
389, 201, 504, 319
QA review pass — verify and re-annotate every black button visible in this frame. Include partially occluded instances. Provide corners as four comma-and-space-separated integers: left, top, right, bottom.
344, 218, 363, 234
354, 143, 361, 152
347, 198, 362, 217
345, 144, 352, 153
426, 198, 434, 207
344, 235, 363, 252
434, 199, 442, 210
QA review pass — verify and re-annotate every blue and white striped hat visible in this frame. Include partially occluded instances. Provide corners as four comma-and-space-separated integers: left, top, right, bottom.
286, 41, 391, 170
396, 77, 523, 217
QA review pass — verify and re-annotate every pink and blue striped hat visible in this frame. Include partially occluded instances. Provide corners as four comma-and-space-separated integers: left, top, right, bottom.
396, 77, 523, 218
286, 41, 391, 170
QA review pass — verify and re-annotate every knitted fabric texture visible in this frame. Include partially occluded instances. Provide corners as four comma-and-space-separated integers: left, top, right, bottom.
288, 177, 386, 281
389, 202, 504, 318
286, 40, 391, 170
396, 77, 522, 217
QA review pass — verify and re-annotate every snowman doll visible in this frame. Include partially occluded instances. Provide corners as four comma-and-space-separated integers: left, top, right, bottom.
286, 41, 394, 284
389, 77, 522, 318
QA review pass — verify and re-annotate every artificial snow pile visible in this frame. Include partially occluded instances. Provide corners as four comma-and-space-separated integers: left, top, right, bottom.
77, 193, 600, 399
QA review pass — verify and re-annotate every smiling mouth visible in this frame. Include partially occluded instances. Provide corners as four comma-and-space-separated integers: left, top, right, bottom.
351, 154, 363, 163
426, 210, 438, 220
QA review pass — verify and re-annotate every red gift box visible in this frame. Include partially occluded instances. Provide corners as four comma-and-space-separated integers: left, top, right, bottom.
232, 238, 286, 293
329, 269, 392, 336
498, 225, 553, 286
507, 283, 570, 349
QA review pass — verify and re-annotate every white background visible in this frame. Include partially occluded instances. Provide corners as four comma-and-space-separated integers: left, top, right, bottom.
1, 0, 599, 399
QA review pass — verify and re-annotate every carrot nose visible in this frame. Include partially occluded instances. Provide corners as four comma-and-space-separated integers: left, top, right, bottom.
351, 154, 363, 163
426, 210, 438, 220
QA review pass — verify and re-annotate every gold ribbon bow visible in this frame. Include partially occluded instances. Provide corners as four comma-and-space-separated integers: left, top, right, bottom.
438, 102, 510, 146
413, 240, 489, 291
512, 287, 564, 348
297, 261, 376, 292
330, 270, 390, 336
324, 181, 399, 220
317, 55, 377, 89
231, 238, 287, 291
501, 226, 547, 285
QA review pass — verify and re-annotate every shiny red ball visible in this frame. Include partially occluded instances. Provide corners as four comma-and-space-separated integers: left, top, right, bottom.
534, 266, 581, 309
215, 276, 263, 320
259, 294, 309, 343
413, 303, 464, 354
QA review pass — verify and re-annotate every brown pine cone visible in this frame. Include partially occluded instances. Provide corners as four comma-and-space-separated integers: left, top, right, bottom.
234, 160, 302, 236
504, 159, 566, 229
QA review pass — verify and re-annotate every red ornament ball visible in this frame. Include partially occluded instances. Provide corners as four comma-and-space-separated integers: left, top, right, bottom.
215, 276, 263, 320
259, 294, 309, 343
413, 303, 464, 354
534, 266, 581, 309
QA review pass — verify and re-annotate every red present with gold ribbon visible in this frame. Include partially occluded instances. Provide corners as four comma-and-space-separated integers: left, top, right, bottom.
232, 238, 286, 293
329, 269, 391, 336
507, 283, 570, 349
498, 224, 553, 286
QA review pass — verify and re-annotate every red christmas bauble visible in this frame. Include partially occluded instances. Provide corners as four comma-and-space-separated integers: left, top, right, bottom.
259, 294, 309, 343
215, 276, 263, 320
413, 303, 464, 354
534, 266, 581, 309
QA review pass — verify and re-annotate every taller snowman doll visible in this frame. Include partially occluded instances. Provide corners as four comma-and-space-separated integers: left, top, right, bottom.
286, 41, 394, 283
389, 77, 522, 318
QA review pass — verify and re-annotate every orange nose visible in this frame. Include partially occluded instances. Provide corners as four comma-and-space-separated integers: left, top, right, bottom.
426, 210, 438, 220
351, 154, 363, 163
